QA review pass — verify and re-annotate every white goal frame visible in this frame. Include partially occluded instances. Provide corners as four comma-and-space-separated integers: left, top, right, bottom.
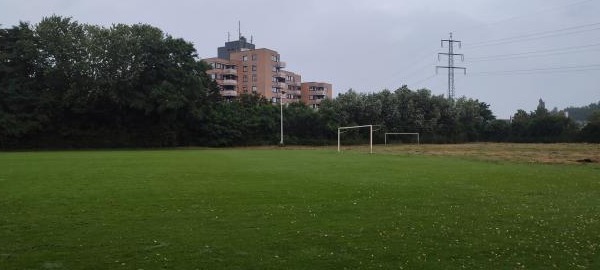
338, 125, 378, 154
385, 133, 420, 145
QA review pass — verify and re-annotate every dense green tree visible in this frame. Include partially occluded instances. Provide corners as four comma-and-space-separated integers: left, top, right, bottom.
317, 87, 491, 143
2, 16, 593, 148
454, 98, 485, 141
0, 16, 219, 148
508, 102, 579, 142
0, 22, 47, 148
580, 111, 600, 143
483, 120, 510, 142
564, 101, 600, 122
201, 93, 279, 146
282, 102, 329, 145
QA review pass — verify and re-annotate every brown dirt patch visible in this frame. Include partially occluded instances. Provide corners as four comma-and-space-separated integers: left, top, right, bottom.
362, 143, 600, 164
207, 143, 600, 165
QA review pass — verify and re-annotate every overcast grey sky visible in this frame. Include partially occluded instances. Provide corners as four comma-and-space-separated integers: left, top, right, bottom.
2, 0, 599, 118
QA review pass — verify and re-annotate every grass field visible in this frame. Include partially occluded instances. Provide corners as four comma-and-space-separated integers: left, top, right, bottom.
1, 146, 599, 269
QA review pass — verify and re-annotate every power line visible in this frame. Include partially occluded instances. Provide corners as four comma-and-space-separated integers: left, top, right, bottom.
377, 0, 596, 91
465, 25, 600, 50
467, 43, 600, 62
470, 0, 594, 30
468, 21, 600, 46
380, 1, 596, 90
468, 48, 600, 63
469, 63, 600, 76
407, 74, 437, 87
379, 47, 439, 89
469, 68, 600, 76
399, 59, 437, 82
469, 41, 600, 60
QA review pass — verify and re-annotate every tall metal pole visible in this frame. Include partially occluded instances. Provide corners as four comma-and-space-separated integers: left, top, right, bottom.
370, 125, 373, 154
436, 32, 466, 100
337, 128, 341, 152
448, 33, 455, 99
279, 91, 284, 146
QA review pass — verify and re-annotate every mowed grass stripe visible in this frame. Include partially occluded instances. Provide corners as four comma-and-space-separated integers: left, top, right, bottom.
0, 149, 599, 269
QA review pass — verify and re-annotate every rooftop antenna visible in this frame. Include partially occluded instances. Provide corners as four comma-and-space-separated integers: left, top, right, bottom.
250, 35, 253, 44
227, 32, 230, 42
238, 21, 241, 39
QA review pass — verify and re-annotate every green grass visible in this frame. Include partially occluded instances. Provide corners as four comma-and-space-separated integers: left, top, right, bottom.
1, 149, 599, 269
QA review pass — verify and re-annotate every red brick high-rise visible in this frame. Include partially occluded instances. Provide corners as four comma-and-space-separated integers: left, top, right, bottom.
204, 36, 332, 108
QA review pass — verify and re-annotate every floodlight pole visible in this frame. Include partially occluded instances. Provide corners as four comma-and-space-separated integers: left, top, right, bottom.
370, 125, 373, 154
337, 128, 341, 152
279, 90, 284, 146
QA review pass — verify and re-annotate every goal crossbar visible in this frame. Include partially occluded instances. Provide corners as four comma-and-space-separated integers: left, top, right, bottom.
338, 125, 379, 154
385, 132, 420, 145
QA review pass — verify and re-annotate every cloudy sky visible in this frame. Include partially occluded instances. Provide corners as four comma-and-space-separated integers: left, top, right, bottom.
2, 0, 599, 118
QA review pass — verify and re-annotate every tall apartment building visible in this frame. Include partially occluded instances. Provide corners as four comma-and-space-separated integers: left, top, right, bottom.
204, 36, 332, 108
302, 82, 333, 109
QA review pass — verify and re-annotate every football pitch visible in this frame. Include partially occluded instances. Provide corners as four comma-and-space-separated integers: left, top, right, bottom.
1, 148, 599, 269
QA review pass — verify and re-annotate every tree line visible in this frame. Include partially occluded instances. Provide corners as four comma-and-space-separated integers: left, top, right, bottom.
564, 101, 600, 122
1, 16, 598, 149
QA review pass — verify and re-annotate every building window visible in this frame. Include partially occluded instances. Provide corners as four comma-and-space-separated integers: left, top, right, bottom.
243, 55, 248, 61
243, 66, 248, 72
216, 63, 222, 69
252, 65, 257, 71
243, 75, 248, 82
252, 54, 257, 61
252, 86, 257, 93
243, 86, 248, 93
272, 88, 279, 93
252, 74, 257, 82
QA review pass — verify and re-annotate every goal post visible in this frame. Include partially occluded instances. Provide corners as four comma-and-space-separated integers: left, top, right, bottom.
338, 125, 378, 154
384, 132, 420, 145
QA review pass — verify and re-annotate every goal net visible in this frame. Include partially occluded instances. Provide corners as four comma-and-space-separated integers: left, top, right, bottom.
338, 125, 379, 154
384, 132, 420, 145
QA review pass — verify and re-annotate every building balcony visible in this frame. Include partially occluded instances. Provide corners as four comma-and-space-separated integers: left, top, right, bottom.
275, 61, 286, 68
282, 99, 296, 104
223, 68, 237, 75
308, 98, 324, 104
222, 79, 238, 86
274, 71, 286, 79
287, 90, 301, 96
273, 82, 287, 89
221, 90, 238, 97
206, 69, 219, 76
309, 90, 327, 96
